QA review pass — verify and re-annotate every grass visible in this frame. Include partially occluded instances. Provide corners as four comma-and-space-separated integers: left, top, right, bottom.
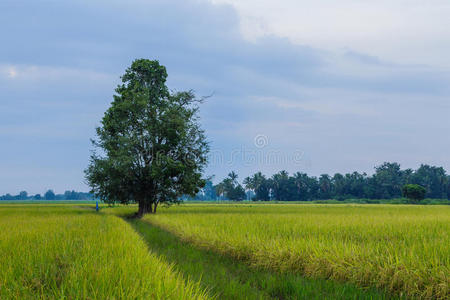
137, 203, 449, 299
107, 206, 393, 299
0, 204, 208, 299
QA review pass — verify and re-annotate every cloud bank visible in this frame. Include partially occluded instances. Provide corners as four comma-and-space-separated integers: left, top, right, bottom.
0, 0, 449, 193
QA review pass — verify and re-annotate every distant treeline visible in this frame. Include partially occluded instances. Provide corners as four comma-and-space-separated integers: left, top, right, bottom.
190, 162, 450, 201
0, 190, 94, 201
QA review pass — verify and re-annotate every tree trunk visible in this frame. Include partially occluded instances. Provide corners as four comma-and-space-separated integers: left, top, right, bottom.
137, 200, 153, 218
153, 202, 158, 213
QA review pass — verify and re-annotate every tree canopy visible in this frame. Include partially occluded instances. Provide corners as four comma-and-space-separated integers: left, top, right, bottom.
215, 172, 246, 201
85, 59, 209, 216
402, 184, 427, 203
193, 162, 450, 202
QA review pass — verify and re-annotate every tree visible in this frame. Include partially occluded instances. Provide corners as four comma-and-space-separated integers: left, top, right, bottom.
318, 174, 332, 199
447, 175, 450, 200
345, 172, 368, 199
292, 172, 318, 201
244, 172, 270, 201
410, 164, 447, 199
217, 172, 246, 201
372, 162, 405, 199
214, 182, 226, 200
85, 59, 209, 217
243, 176, 254, 192
270, 171, 296, 201
228, 184, 246, 201
402, 184, 426, 203
33, 194, 41, 200
64, 190, 81, 200
3, 194, 13, 200
331, 173, 346, 200
228, 171, 239, 186
18, 191, 28, 200
202, 180, 217, 200
44, 190, 55, 200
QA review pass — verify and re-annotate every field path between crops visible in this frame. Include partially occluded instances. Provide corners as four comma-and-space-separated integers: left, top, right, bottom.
112, 210, 393, 300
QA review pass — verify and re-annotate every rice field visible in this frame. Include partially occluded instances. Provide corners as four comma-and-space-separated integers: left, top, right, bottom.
107, 206, 391, 299
141, 204, 450, 299
0, 205, 208, 299
1, 203, 448, 299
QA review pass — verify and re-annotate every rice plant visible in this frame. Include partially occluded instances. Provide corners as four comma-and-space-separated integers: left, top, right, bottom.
143, 204, 449, 299
0, 205, 209, 299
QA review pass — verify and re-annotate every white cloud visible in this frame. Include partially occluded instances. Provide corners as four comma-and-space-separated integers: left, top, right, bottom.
7, 66, 17, 78
0, 64, 113, 82
209, 0, 450, 67
255, 96, 379, 117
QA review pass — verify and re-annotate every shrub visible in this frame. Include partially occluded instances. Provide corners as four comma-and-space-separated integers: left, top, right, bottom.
402, 184, 427, 203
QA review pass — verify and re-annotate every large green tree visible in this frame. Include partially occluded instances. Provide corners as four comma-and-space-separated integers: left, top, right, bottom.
85, 59, 209, 216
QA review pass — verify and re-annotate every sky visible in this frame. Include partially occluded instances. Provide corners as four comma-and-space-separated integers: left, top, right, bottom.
1, 0, 449, 194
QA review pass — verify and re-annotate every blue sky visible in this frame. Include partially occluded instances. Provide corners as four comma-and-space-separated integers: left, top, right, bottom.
1, 0, 449, 194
